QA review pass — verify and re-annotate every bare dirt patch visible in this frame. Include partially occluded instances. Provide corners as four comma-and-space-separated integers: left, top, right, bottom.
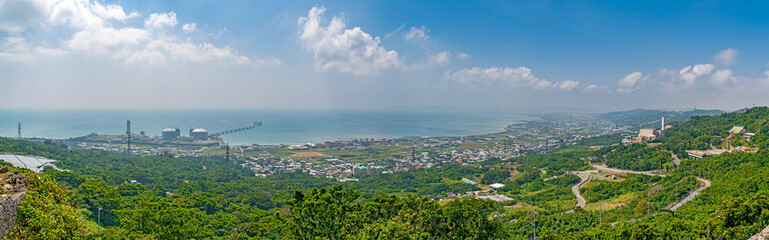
291, 151, 326, 158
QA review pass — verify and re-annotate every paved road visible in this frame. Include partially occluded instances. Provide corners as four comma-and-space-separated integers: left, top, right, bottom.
668, 178, 711, 211
570, 172, 592, 208
671, 153, 681, 166
591, 164, 667, 177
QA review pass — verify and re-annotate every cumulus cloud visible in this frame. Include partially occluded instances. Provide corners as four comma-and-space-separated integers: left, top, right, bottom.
428, 51, 450, 66
140, 38, 250, 64
182, 23, 196, 32
0, 37, 65, 63
445, 66, 577, 91
144, 12, 178, 29
714, 48, 738, 66
456, 52, 471, 60
710, 69, 734, 85
297, 6, 404, 75
618, 71, 643, 88
66, 27, 149, 52
404, 26, 428, 42
555, 80, 579, 91
447, 67, 539, 85
679, 64, 715, 84
0, 0, 260, 66
49, 0, 139, 29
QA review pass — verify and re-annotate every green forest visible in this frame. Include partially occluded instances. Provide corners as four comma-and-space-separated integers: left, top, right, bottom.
2, 107, 769, 239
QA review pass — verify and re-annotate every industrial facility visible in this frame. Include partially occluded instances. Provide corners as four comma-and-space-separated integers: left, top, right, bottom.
190, 128, 209, 140
162, 128, 181, 140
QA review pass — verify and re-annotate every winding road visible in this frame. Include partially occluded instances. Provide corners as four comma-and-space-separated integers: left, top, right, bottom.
571, 172, 592, 208
567, 164, 710, 215
668, 178, 711, 211
590, 164, 666, 177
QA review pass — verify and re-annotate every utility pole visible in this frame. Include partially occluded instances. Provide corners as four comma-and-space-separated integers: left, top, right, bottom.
599, 201, 603, 225
534, 211, 536, 239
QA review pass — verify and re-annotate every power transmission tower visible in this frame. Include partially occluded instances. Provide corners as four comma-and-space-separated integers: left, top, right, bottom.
599, 201, 603, 225
17, 122, 21, 139
226, 144, 230, 161
530, 210, 538, 239
126, 120, 131, 154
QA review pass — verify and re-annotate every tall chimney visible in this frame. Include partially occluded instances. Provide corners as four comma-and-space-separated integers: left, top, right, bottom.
661, 117, 665, 130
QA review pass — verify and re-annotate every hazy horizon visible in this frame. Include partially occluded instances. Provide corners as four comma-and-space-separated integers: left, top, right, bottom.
2, 1, 769, 111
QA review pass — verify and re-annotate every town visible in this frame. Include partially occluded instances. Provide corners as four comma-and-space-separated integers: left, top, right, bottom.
53, 113, 629, 181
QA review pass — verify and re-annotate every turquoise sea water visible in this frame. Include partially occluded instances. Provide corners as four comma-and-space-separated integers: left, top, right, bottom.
0, 109, 532, 145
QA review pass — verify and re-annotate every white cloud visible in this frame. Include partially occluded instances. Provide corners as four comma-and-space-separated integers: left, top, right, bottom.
145, 12, 178, 29
0, 37, 65, 63
182, 23, 196, 32
49, 0, 138, 29
714, 48, 738, 66
404, 26, 428, 42
618, 71, 643, 88
297, 6, 404, 75
556, 80, 579, 91
383, 24, 404, 39
710, 69, 734, 85
142, 37, 250, 64
679, 64, 714, 84
428, 51, 450, 66
445, 66, 577, 91
0, 0, 49, 32
125, 49, 166, 65
456, 52, 471, 60
584, 84, 609, 92
253, 56, 282, 66
533, 79, 554, 90
0, 0, 259, 66
447, 66, 540, 85
66, 27, 149, 52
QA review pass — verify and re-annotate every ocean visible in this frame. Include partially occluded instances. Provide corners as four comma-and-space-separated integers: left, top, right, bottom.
0, 109, 533, 145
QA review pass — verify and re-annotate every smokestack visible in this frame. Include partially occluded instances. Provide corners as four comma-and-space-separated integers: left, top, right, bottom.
661, 117, 665, 130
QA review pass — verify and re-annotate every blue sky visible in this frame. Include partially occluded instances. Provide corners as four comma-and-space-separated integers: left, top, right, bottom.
1, 0, 768, 111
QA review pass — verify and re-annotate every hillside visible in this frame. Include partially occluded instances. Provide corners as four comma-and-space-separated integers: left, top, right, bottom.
599, 108, 724, 130
0, 107, 768, 239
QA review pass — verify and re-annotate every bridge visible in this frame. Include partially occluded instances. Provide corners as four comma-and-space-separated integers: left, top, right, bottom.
211, 121, 262, 137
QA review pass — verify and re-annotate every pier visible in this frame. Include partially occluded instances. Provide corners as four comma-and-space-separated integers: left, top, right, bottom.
211, 121, 262, 137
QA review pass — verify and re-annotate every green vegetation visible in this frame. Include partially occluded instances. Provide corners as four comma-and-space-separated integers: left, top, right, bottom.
660, 107, 769, 155
599, 108, 723, 130
602, 144, 672, 171
3, 107, 769, 239
7, 168, 94, 239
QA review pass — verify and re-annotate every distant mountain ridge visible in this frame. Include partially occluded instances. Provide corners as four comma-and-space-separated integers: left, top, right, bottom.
599, 108, 724, 130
